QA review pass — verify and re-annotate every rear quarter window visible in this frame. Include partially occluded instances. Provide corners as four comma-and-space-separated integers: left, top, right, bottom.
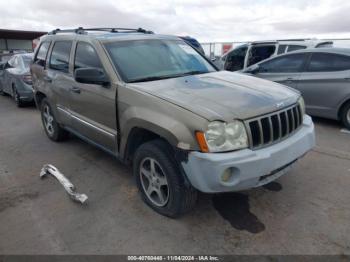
307, 53, 350, 72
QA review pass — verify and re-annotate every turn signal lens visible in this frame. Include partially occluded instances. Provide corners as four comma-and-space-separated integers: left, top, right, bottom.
195, 131, 209, 153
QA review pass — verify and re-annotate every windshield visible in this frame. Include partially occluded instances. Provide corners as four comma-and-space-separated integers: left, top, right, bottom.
104, 39, 216, 83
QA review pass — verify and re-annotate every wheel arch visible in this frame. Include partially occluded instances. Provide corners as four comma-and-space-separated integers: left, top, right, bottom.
34, 91, 47, 109
338, 98, 350, 120
120, 119, 179, 163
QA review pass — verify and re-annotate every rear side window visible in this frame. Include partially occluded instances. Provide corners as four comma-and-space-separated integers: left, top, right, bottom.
34, 42, 50, 67
307, 53, 350, 72
277, 45, 287, 55
49, 41, 72, 73
287, 45, 306, 52
74, 42, 102, 70
259, 53, 306, 73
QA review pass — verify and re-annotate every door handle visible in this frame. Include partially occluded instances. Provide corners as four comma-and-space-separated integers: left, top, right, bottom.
43, 76, 52, 83
71, 86, 81, 94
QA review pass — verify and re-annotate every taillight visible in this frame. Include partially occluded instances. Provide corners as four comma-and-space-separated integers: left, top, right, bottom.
22, 74, 32, 85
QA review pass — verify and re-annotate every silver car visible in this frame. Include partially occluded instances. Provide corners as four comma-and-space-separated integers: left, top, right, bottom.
0, 53, 34, 107
243, 48, 350, 129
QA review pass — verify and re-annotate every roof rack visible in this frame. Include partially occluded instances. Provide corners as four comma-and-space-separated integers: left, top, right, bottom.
48, 27, 154, 35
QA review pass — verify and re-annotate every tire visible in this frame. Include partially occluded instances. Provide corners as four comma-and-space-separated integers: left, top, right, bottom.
0, 86, 5, 96
133, 139, 198, 218
40, 98, 69, 141
341, 102, 350, 130
12, 86, 24, 107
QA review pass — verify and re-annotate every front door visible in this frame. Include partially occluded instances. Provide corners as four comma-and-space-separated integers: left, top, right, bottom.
68, 41, 117, 153
253, 53, 308, 89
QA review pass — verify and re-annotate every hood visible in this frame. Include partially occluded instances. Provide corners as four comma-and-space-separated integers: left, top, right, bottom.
128, 71, 299, 121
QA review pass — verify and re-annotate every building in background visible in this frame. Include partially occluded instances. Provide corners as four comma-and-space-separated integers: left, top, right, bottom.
0, 29, 46, 54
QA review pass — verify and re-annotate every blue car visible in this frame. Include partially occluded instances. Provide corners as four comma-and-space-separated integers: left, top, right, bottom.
179, 36, 205, 55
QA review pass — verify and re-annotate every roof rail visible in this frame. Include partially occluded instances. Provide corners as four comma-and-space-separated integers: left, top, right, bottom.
48, 27, 154, 35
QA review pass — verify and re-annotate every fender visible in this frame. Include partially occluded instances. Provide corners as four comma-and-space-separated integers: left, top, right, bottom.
119, 106, 201, 159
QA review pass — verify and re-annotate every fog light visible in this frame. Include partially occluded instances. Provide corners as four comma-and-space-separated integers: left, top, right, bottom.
221, 168, 232, 182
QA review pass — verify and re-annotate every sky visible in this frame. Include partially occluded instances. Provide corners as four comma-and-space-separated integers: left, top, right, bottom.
0, 0, 350, 43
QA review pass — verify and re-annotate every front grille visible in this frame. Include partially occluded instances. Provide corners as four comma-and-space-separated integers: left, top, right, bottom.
245, 104, 303, 149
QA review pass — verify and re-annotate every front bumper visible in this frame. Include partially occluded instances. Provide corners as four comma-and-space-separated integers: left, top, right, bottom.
181, 115, 315, 193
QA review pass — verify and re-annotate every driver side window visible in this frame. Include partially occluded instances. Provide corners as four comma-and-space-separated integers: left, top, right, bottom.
258, 53, 306, 73
74, 42, 103, 70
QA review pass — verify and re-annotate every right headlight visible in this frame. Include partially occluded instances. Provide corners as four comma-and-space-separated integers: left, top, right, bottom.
298, 96, 306, 116
196, 120, 248, 153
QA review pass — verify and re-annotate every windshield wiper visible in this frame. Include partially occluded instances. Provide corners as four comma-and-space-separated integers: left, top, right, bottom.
128, 75, 172, 83
128, 71, 209, 83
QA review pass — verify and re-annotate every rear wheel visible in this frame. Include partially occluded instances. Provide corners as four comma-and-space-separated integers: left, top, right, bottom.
133, 139, 197, 218
341, 102, 350, 130
41, 98, 69, 141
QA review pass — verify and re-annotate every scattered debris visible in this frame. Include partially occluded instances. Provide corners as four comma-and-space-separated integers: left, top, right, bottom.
340, 128, 350, 134
40, 164, 88, 204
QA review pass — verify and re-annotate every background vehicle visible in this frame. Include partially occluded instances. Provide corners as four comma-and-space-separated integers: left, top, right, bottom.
179, 36, 205, 55
1, 53, 34, 106
217, 39, 333, 71
31, 27, 314, 218
0, 62, 6, 95
243, 48, 350, 129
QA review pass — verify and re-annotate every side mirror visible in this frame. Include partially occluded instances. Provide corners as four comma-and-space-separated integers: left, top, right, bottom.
74, 68, 109, 86
246, 65, 259, 74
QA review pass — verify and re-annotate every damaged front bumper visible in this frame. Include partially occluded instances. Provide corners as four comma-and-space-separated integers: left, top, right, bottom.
181, 115, 315, 193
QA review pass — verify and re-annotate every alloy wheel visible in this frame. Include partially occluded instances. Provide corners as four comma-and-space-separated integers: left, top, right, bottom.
43, 105, 55, 136
139, 157, 169, 207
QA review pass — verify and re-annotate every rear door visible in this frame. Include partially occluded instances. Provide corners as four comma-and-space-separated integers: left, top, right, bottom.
31, 41, 51, 96
46, 41, 74, 126
253, 53, 308, 89
297, 52, 350, 118
68, 41, 117, 153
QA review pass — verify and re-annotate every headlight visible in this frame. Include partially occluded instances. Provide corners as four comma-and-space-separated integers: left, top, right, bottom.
298, 96, 305, 116
199, 120, 248, 152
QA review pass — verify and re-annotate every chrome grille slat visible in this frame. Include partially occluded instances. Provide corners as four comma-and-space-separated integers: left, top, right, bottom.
257, 119, 264, 146
290, 109, 295, 131
244, 104, 303, 150
294, 106, 300, 128
268, 117, 273, 143
285, 111, 290, 134
277, 113, 282, 139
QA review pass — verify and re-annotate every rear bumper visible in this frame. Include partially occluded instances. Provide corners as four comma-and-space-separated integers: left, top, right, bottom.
181, 115, 315, 193
18, 83, 34, 101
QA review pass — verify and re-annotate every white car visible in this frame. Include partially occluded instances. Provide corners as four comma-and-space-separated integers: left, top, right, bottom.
216, 39, 333, 71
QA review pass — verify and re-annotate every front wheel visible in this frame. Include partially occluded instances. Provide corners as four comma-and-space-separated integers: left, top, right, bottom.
40, 98, 69, 141
341, 103, 350, 130
133, 139, 197, 218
